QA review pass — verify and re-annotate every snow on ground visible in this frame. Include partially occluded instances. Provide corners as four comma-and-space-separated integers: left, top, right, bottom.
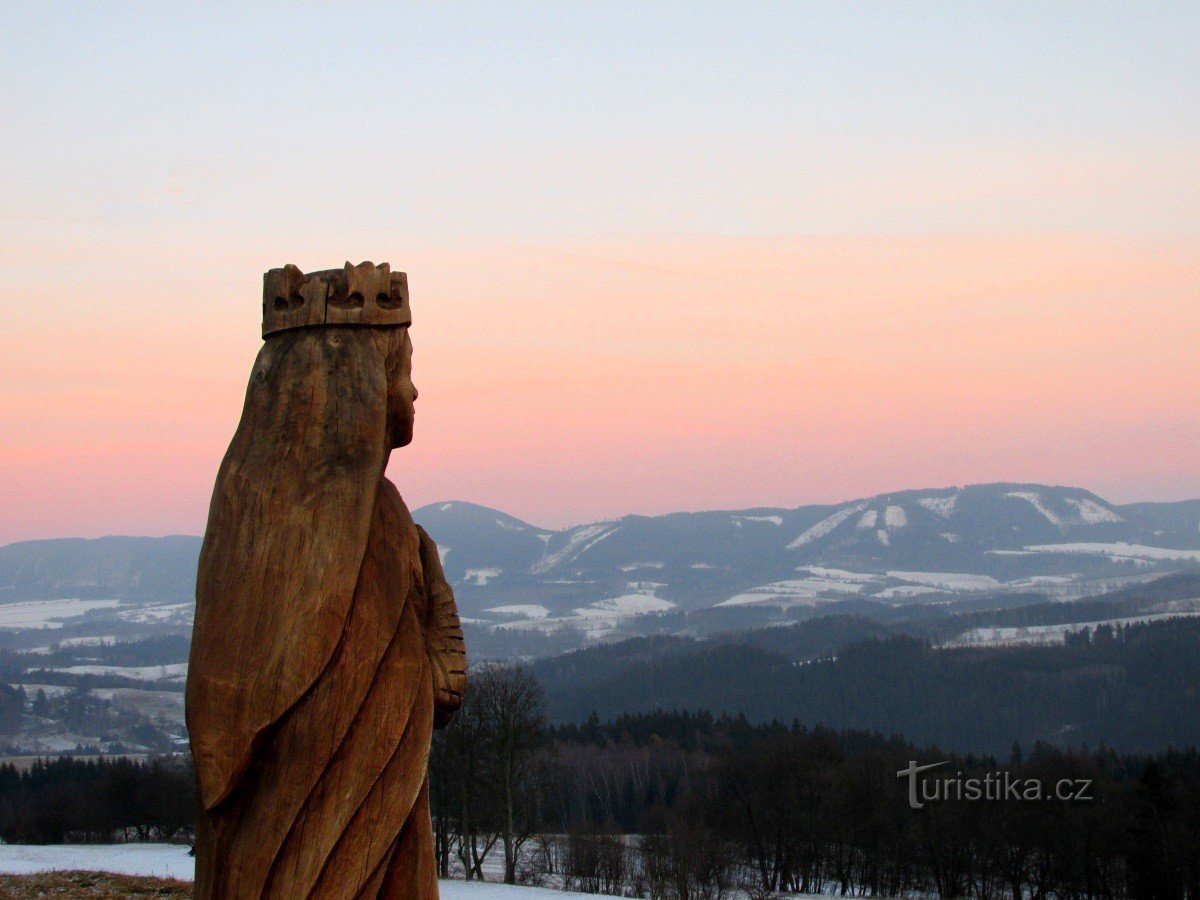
57, 635, 119, 647
0, 843, 193, 880
732, 514, 783, 526
465, 568, 502, 586
884, 505, 907, 529
717, 567, 1012, 608
442, 883, 612, 899
876, 529, 890, 546
787, 502, 868, 549
1003, 542, 1200, 562
573, 595, 675, 618
1063, 497, 1123, 524
496, 593, 675, 638
800, 567, 877, 583
116, 602, 193, 625
8, 683, 74, 698
917, 493, 959, 518
876, 585, 947, 599
0, 845, 614, 897
946, 611, 1200, 648
856, 509, 877, 529
0, 599, 121, 630
486, 604, 550, 620
717, 570, 874, 608
1007, 490, 1063, 525
30, 663, 188, 681
620, 561, 664, 571
531, 523, 617, 574
886, 571, 1002, 591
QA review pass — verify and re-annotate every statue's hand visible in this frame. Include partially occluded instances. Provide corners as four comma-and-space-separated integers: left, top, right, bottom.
416, 526, 466, 728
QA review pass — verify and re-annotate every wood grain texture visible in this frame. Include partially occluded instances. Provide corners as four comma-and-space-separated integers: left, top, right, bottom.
187, 304, 463, 898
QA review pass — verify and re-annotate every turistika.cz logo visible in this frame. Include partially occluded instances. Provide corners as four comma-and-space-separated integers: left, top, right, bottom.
897, 761, 1094, 810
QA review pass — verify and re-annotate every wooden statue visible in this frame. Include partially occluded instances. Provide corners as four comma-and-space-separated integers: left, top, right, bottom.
186, 262, 466, 898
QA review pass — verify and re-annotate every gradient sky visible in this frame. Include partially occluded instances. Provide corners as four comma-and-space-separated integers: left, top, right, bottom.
1, 3, 1197, 543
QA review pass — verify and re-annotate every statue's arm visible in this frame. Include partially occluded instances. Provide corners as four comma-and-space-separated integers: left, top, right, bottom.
416, 525, 466, 728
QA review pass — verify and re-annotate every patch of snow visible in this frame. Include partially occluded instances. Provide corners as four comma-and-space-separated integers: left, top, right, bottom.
887, 571, 1003, 591
787, 502, 868, 549
717, 592, 796, 608
690, 562, 714, 569
57, 635, 119, 648
31, 663, 189, 681
464, 568, 502, 586
876, 529, 890, 546
497, 592, 676, 639
876, 585, 948, 599
531, 523, 614, 574
917, 493, 959, 519
10, 683, 74, 697
620, 562, 664, 571
857, 510, 878, 529
486, 605, 549, 619
947, 611, 1200, 648
117, 603, 192, 625
0, 599, 121, 630
495, 518, 527, 532
941, 533, 961, 543
1007, 575, 1076, 588
884, 505, 907, 529
438, 502, 454, 511
1016, 542, 1200, 562
0, 846, 618, 897
717, 570, 881, 608
573, 595, 676, 618
733, 514, 783, 526
626, 581, 666, 592
798, 567, 877, 583
771, 578, 867, 594
1007, 491, 1063, 525
1063, 497, 1123, 524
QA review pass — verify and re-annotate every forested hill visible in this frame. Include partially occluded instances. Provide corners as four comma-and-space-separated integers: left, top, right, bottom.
533, 615, 1200, 756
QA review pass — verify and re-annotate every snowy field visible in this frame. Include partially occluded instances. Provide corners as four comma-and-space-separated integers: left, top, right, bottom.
0, 598, 120, 629
945, 610, 1200, 648
0, 843, 609, 898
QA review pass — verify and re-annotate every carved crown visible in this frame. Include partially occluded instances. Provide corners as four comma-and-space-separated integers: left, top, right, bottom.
262, 261, 411, 338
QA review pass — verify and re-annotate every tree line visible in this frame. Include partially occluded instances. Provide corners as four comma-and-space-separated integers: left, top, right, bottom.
0, 754, 194, 843
432, 670, 1200, 899
532, 616, 1200, 754
3, 663, 1198, 897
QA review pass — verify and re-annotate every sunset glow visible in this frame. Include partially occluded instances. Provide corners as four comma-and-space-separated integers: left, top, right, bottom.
1, 4, 1197, 542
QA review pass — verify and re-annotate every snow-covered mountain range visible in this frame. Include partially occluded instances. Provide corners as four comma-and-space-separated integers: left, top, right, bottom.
2, 483, 1198, 655
415, 484, 1200, 643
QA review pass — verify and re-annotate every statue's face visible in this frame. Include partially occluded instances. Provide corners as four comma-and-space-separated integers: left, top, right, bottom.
386, 328, 417, 448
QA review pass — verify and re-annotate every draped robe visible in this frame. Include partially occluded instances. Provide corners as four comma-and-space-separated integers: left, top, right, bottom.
187, 327, 464, 899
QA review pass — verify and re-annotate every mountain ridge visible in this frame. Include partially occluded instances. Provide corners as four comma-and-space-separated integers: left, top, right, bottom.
3, 482, 1198, 658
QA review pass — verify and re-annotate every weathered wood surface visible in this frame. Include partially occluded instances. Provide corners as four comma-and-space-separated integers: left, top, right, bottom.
262, 261, 411, 337
187, 276, 464, 898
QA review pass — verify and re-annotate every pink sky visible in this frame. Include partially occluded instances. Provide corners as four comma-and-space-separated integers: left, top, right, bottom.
1, 6, 1197, 543
2, 231, 1196, 542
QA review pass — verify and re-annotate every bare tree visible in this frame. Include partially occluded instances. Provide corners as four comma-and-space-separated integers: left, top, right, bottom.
474, 663, 548, 884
